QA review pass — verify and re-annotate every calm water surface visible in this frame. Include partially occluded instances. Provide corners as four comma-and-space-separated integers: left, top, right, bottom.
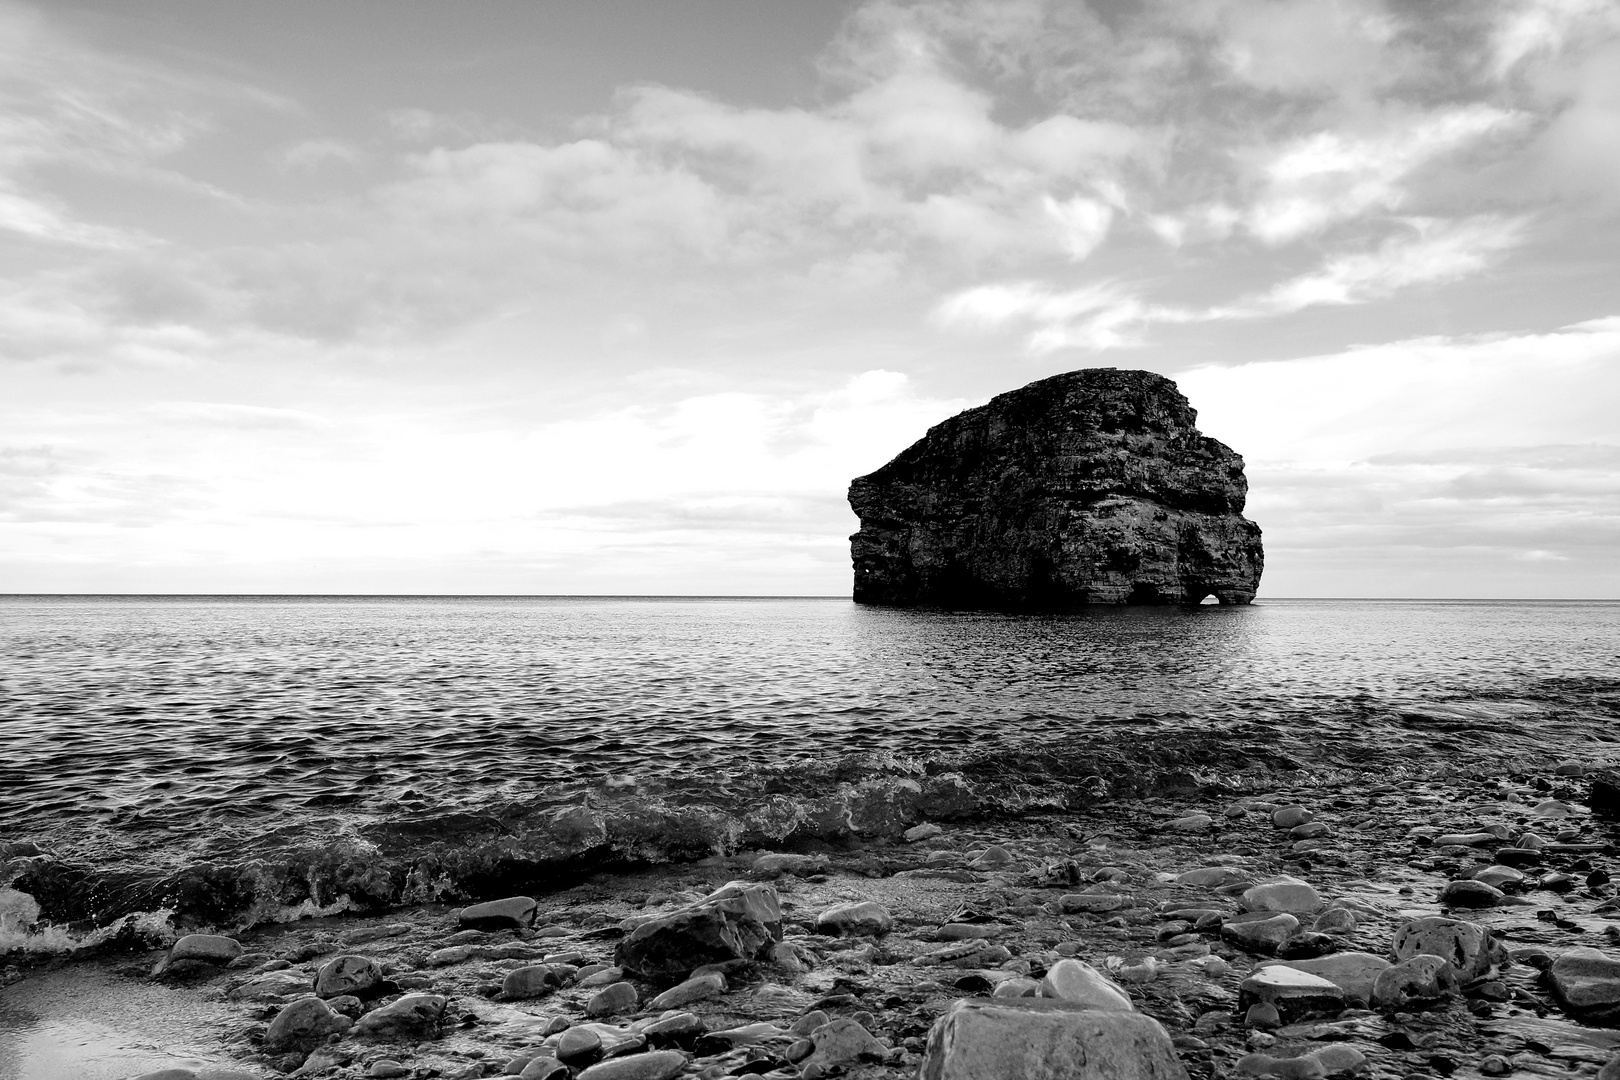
2, 596, 1618, 929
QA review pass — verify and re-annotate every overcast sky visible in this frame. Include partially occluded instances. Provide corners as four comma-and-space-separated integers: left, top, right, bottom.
3, 0, 1617, 597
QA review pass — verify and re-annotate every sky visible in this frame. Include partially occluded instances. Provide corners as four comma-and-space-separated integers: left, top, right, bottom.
2, 0, 1617, 597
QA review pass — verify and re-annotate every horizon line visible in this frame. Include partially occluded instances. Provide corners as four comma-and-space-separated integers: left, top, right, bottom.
2, 593, 1618, 602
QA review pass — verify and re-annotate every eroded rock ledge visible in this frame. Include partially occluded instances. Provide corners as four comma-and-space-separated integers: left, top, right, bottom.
847, 368, 1263, 608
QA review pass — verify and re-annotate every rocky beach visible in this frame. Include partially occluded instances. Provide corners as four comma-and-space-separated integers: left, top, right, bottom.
12, 749, 1620, 1080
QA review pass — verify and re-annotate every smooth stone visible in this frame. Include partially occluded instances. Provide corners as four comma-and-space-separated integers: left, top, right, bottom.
1391, 916, 1500, 982
1167, 814, 1213, 832
1239, 881, 1323, 915
647, 971, 725, 1010
1234, 1053, 1325, 1079
1310, 1045, 1366, 1074
1288, 822, 1328, 840
1472, 865, 1526, 890
1271, 806, 1313, 829
1549, 947, 1620, 1012
816, 900, 893, 936
369, 1062, 412, 1079
1438, 880, 1503, 908
427, 945, 477, 966
751, 853, 829, 877
265, 996, 352, 1053
1515, 833, 1549, 850
1433, 832, 1498, 847
1236, 967, 1346, 1024
935, 923, 1001, 941
578, 966, 627, 988
906, 823, 945, 841
1259, 952, 1390, 1004
968, 845, 1015, 870
1371, 953, 1455, 1010
642, 1011, 705, 1047
1275, 932, 1335, 960
993, 977, 1041, 998
576, 1051, 688, 1080
918, 998, 1189, 1080
800, 1017, 887, 1071
1038, 958, 1134, 1011
1221, 913, 1300, 954
616, 881, 782, 979
353, 993, 449, 1038
586, 981, 639, 1017
168, 934, 243, 966
460, 896, 538, 930
557, 1026, 604, 1065
1311, 908, 1356, 935
1176, 866, 1250, 888
1059, 893, 1130, 913
1243, 1003, 1280, 1030
519, 1059, 569, 1080
1495, 847, 1542, 867
503, 965, 565, 999
314, 954, 383, 999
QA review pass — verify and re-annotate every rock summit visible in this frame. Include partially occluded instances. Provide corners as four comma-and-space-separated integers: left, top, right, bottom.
847, 368, 1262, 608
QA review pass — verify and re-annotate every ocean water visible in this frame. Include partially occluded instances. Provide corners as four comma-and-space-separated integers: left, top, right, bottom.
3, 596, 1619, 941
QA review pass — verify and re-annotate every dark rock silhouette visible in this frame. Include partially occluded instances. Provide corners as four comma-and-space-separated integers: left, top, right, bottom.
847, 368, 1263, 608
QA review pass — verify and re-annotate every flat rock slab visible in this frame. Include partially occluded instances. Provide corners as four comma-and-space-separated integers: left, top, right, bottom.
1550, 947, 1620, 1013
1237, 967, 1346, 1024
919, 998, 1190, 1080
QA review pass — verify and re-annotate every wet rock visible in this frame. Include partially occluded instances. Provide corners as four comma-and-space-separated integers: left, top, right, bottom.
314, 954, 383, 999
1167, 814, 1213, 833
166, 934, 243, 967
1236, 967, 1346, 1024
1272, 807, 1313, 830
1391, 916, 1501, 982
643, 1011, 705, 1047
1433, 832, 1499, 848
800, 1017, 887, 1072
1438, 880, 1504, 908
1289, 822, 1328, 840
1235, 1044, 1367, 1078
578, 966, 627, 988
847, 368, 1263, 610
1549, 946, 1620, 1016
459, 896, 537, 930
1261, 953, 1390, 1004
616, 881, 782, 979
575, 1050, 688, 1080
751, 853, 829, 877
968, 845, 1015, 870
1311, 908, 1356, 935
648, 970, 725, 1010
586, 981, 639, 1017
906, 823, 945, 841
1038, 958, 1134, 1010
1276, 932, 1336, 960
368, 1061, 411, 1079
1370, 954, 1456, 1010
265, 996, 352, 1053
918, 997, 1191, 1080
1239, 881, 1323, 915
1591, 769, 1620, 816
502, 964, 565, 1000
353, 993, 449, 1039
230, 970, 313, 1001
1221, 913, 1301, 954
1495, 847, 1542, 867
816, 900, 893, 936
519, 1058, 569, 1080
994, 977, 1041, 998
1059, 893, 1130, 914
1177, 867, 1251, 888
1472, 865, 1525, 891
558, 1026, 605, 1067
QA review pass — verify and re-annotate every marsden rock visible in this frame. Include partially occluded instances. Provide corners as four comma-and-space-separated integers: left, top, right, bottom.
847, 369, 1262, 609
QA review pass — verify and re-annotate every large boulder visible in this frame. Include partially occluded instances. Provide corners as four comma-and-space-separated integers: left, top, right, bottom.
919, 998, 1189, 1080
847, 369, 1262, 609
616, 881, 783, 980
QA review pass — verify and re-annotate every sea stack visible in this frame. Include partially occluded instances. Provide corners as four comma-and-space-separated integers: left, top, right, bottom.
847, 368, 1263, 608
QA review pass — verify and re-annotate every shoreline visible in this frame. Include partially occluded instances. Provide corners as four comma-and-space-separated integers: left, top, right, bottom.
8, 755, 1620, 1079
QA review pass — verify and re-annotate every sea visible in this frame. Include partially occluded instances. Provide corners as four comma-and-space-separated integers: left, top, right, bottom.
3, 595, 1619, 950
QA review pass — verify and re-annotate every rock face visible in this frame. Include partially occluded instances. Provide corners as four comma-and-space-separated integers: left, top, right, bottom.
847, 369, 1262, 608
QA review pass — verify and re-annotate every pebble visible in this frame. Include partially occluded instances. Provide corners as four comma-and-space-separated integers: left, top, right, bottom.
578, 966, 627, 988
1236, 966, 1346, 1024
1438, 879, 1505, 908
905, 822, 944, 841
314, 954, 382, 999
816, 900, 894, 936
1038, 958, 1134, 1010
585, 981, 639, 1017
1239, 880, 1323, 914
1272, 806, 1314, 829
368, 1061, 411, 1079
1371, 954, 1456, 1010
1221, 912, 1301, 954
647, 971, 725, 1010
557, 1026, 604, 1066
1176, 866, 1251, 888
1059, 893, 1130, 913
575, 1051, 688, 1080
1167, 814, 1213, 832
